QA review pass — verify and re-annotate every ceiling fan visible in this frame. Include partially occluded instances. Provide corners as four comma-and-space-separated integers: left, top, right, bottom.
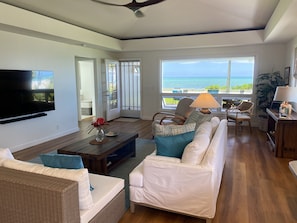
91, 0, 166, 18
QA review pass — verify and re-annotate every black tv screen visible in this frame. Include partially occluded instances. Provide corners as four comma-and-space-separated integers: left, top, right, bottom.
0, 69, 55, 120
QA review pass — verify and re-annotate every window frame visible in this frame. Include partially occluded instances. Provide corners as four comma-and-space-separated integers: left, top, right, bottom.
160, 56, 255, 110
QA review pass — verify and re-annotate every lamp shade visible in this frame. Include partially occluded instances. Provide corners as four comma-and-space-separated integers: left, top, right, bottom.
273, 86, 296, 102
190, 93, 220, 114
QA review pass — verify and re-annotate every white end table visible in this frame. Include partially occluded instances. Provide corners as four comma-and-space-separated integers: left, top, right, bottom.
289, 161, 297, 178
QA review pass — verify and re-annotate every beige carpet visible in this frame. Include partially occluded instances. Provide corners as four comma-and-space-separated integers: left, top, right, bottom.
114, 118, 139, 123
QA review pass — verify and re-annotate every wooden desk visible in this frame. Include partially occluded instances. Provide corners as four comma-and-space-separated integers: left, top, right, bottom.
266, 108, 297, 158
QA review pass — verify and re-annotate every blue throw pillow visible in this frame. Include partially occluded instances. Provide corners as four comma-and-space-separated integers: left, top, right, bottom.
155, 131, 195, 158
40, 154, 84, 169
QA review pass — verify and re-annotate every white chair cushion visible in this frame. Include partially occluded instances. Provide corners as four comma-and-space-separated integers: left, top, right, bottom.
0, 148, 14, 166
2, 159, 93, 210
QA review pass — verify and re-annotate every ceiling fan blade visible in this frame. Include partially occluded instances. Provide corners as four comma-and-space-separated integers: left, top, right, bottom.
91, 0, 126, 7
130, 0, 166, 8
126, 0, 166, 11
91, 0, 166, 17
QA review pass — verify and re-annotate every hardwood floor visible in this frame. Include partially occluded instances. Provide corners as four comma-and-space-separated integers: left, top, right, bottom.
13, 118, 297, 223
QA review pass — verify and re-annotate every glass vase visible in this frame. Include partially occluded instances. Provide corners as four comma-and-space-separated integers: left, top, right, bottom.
95, 127, 105, 142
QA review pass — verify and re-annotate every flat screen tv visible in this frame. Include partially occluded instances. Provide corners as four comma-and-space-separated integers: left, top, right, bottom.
0, 69, 55, 121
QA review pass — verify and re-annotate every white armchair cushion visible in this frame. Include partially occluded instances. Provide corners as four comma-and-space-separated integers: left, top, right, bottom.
153, 122, 196, 136
182, 133, 210, 165
3, 159, 93, 210
0, 148, 14, 166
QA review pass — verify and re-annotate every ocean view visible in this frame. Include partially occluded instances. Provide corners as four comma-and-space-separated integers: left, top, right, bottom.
163, 76, 253, 91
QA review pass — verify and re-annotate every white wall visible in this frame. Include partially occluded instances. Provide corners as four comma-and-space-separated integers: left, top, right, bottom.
0, 29, 289, 152
284, 36, 297, 110
285, 37, 297, 87
118, 43, 286, 120
0, 30, 115, 152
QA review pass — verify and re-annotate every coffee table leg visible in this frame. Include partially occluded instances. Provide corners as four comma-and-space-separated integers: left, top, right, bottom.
101, 158, 108, 175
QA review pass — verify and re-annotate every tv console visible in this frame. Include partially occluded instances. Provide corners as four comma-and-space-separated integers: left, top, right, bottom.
0, 113, 47, 124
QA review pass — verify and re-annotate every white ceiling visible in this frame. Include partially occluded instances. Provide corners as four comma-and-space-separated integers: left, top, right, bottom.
1, 0, 284, 41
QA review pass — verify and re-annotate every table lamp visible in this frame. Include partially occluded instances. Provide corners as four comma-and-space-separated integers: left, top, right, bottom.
273, 86, 294, 116
190, 93, 220, 114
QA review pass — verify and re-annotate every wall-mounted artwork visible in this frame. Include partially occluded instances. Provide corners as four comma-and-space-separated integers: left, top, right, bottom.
284, 67, 290, 85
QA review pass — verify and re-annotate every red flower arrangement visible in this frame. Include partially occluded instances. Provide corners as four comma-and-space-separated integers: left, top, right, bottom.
88, 117, 108, 134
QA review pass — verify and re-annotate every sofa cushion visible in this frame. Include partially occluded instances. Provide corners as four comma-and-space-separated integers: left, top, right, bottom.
182, 133, 210, 165
195, 121, 213, 139
184, 111, 213, 130
155, 131, 195, 158
129, 163, 144, 187
145, 154, 181, 163
40, 154, 84, 169
154, 122, 196, 136
80, 173, 124, 223
2, 159, 93, 210
40, 153, 95, 191
0, 148, 14, 166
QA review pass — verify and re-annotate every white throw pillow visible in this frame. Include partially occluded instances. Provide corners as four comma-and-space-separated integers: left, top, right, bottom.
195, 121, 212, 139
154, 122, 196, 136
0, 148, 14, 166
3, 159, 93, 210
210, 117, 220, 136
181, 133, 210, 165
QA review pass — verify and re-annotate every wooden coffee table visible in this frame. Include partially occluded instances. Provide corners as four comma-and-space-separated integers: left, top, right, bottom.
57, 132, 138, 175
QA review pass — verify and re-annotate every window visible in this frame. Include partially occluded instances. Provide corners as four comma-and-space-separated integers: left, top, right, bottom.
161, 57, 254, 109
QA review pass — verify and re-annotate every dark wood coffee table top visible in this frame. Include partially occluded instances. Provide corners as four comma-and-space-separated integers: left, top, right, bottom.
57, 132, 138, 174
58, 132, 138, 158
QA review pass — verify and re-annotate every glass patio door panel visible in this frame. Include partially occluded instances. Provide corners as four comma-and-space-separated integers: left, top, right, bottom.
105, 60, 120, 121
120, 61, 141, 118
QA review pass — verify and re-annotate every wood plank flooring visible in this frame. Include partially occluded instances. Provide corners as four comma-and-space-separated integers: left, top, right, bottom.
13, 118, 297, 223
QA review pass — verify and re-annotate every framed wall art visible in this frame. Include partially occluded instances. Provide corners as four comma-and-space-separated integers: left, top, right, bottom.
284, 66, 290, 85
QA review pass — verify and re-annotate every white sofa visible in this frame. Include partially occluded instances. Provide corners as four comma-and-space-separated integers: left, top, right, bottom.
129, 118, 227, 223
0, 148, 125, 223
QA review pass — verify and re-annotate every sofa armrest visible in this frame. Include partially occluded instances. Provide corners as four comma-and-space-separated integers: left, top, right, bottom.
140, 158, 218, 216
0, 167, 80, 223
143, 158, 214, 195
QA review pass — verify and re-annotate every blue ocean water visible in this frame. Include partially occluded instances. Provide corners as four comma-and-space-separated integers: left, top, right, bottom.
163, 76, 252, 89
